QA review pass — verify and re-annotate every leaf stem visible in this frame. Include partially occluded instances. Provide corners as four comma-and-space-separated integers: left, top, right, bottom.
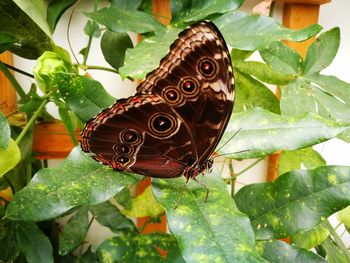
323, 219, 350, 261
15, 99, 48, 145
0, 60, 28, 100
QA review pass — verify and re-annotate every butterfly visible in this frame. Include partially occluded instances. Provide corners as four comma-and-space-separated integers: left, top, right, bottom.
81, 21, 234, 183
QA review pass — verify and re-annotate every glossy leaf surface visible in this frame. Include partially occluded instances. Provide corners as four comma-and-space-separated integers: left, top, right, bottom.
6, 147, 142, 221
0, 111, 10, 149
257, 240, 326, 263
16, 222, 54, 263
219, 108, 348, 159
55, 74, 115, 122
0, 139, 21, 177
152, 170, 266, 262
58, 207, 89, 255
235, 166, 350, 239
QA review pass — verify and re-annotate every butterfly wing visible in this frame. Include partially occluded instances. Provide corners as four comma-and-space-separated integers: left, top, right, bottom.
81, 21, 234, 178
137, 21, 234, 165
81, 94, 194, 178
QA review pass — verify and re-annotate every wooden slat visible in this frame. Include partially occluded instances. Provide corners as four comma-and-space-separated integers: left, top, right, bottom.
0, 52, 17, 115
266, 1, 331, 182
33, 122, 80, 159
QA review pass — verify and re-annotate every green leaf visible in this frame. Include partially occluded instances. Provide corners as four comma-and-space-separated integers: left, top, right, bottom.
122, 186, 165, 218
257, 240, 327, 263
281, 79, 317, 116
235, 165, 350, 239
322, 237, 349, 263
171, 0, 242, 24
97, 232, 185, 262
291, 224, 329, 250
101, 31, 133, 69
260, 41, 304, 75
234, 70, 280, 114
47, 0, 76, 32
0, 32, 16, 53
0, 139, 21, 177
110, 0, 144, 10
120, 26, 180, 79
16, 222, 53, 263
90, 201, 137, 233
0, 221, 19, 262
218, 108, 348, 159
337, 205, 350, 227
230, 48, 254, 62
152, 170, 266, 262
281, 77, 350, 137
6, 147, 142, 221
55, 74, 115, 122
234, 60, 294, 85
84, 20, 101, 38
85, 6, 164, 34
304, 28, 340, 75
0, 0, 54, 58
76, 246, 99, 263
13, 0, 52, 38
59, 207, 89, 255
279, 147, 326, 175
58, 105, 78, 145
114, 186, 132, 210
0, 111, 10, 149
214, 11, 322, 50
302, 73, 350, 142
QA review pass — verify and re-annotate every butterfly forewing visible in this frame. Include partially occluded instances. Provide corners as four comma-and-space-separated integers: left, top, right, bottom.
81, 21, 234, 178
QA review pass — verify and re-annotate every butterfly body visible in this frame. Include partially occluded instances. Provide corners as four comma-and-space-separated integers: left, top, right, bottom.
81, 21, 234, 180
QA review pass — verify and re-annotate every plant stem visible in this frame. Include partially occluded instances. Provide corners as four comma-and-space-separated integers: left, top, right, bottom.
82, 0, 98, 66
15, 99, 48, 145
81, 65, 135, 81
0, 60, 28, 100
228, 159, 235, 198
323, 219, 350, 261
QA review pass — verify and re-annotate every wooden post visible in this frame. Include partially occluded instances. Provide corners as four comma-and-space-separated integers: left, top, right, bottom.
266, 0, 331, 182
0, 52, 17, 115
136, 0, 171, 234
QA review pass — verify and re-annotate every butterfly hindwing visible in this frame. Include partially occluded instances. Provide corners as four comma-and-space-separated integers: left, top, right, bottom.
81, 94, 194, 178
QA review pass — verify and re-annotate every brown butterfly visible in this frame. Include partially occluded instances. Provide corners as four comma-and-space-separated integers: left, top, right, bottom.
81, 21, 234, 184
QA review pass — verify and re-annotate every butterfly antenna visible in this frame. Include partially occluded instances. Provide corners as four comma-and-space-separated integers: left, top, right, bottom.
213, 127, 243, 155
213, 149, 250, 159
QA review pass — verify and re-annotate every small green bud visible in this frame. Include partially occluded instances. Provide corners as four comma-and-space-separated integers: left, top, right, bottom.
33, 47, 76, 93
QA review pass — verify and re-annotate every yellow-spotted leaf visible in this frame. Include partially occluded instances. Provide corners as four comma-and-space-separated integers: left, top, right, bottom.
235, 166, 350, 239
122, 186, 165, 218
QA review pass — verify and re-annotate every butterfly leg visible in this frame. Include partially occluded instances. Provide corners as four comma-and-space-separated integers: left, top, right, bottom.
174, 188, 185, 210
192, 177, 209, 203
